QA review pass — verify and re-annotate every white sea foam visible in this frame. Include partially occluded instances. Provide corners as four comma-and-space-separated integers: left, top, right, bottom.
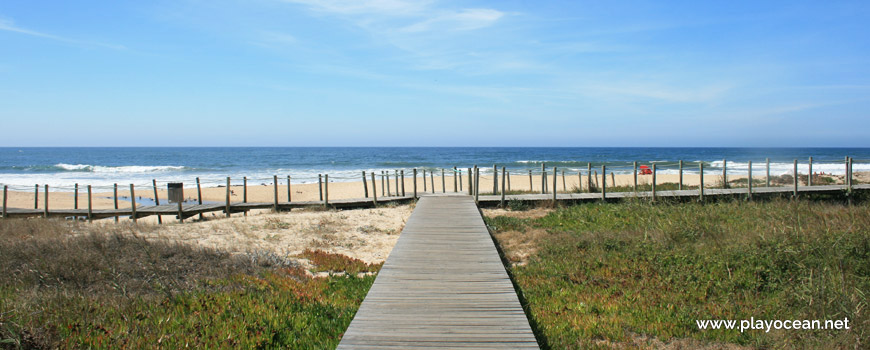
55, 163, 187, 173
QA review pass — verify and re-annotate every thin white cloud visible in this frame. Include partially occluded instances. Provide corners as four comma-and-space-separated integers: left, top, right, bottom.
574, 82, 734, 103
0, 18, 63, 40
401, 8, 504, 32
0, 17, 125, 50
259, 30, 298, 44
281, 0, 430, 16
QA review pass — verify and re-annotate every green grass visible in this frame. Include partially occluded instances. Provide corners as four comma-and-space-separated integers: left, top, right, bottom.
0, 219, 377, 349
486, 199, 869, 349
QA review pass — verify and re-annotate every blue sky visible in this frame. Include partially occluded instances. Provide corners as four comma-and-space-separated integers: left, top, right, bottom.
1, 0, 868, 146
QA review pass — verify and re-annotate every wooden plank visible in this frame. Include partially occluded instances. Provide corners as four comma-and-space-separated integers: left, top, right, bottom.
130, 184, 137, 223
43, 185, 49, 218
153, 179, 162, 224
87, 185, 93, 222
338, 196, 538, 349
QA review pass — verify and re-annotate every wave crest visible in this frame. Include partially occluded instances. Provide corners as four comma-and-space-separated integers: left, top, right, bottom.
54, 163, 188, 173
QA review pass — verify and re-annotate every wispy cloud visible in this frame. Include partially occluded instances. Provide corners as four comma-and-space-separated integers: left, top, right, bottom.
250, 30, 299, 48
401, 8, 503, 32
0, 17, 125, 50
572, 81, 734, 103
280, 0, 508, 71
281, 0, 431, 16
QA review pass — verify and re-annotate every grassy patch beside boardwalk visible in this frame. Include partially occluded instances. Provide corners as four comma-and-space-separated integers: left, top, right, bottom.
486, 200, 869, 349
0, 219, 376, 349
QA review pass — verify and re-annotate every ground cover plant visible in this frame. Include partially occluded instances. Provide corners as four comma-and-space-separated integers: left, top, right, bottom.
0, 219, 378, 349
486, 199, 869, 349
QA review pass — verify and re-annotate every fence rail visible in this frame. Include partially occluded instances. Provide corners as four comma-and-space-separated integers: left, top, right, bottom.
2, 156, 865, 222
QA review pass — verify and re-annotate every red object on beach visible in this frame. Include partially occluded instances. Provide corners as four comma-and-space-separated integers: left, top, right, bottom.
639, 165, 652, 175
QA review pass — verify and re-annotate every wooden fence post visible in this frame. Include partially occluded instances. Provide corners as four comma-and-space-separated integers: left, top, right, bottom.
474, 166, 480, 204
578, 172, 582, 192
766, 158, 770, 187
413, 169, 418, 198
652, 164, 657, 202
371, 172, 378, 205
843, 156, 852, 192
273, 175, 279, 211
430, 171, 435, 194
113, 183, 119, 222
442, 168, 446, 193
679, 160, 683, 190
493, 165, 498, 194
793, 159, 798, 199
225, 177, 231, 218
319, 174, 324, 200
423, 170, 427, 192
459, 169, 463, 192
552, 167, 558, 204
453, 167, 458, 192
601, 165, 606, 201
507, 171, 511, 192
808, 157, 813, 186
87, 185, 93, 223
541, 169, 547, 194
633, 161, 638, 192
130, 184, 137, 223
112, 183, 118, 222
43, 185, 48, 218
34, 184, 38, 209
2, 185, 7, 219
196, 177, 203, 220
288, 175, 292, 202
722, 159, 728, 189
468, 167, 474, 196
501, 167, 506, 207
243, 176, 248, 203
748, 160, 753, 201
401, 170, 405, 196
153, 179, 162, 224
528, 170, 533, 192
74, 183, 79, 210
699, 163, 705, 201
587, 163, 593, 193
611, 172, 615, 188
324, 174, 329, 206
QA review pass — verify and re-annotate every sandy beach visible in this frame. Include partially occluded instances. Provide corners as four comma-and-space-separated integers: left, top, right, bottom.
3, 171, 864, 212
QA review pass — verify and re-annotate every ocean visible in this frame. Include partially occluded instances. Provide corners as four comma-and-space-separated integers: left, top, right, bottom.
1, 147, 868, 192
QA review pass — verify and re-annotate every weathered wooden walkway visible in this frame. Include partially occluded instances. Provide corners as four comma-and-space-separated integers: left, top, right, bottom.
475, 184, 870, 206
1, 195, 415, 221
3, 184, 868, 221
337, 195, 539, 349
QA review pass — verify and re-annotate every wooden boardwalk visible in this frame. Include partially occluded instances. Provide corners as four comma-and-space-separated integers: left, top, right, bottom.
337, 195, 539, 349
1, 195, 415, 220
476, 184, 870, 207
3, 184, 868, 221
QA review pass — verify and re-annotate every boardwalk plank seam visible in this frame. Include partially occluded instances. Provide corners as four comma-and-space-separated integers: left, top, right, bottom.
337, 195, 539, 349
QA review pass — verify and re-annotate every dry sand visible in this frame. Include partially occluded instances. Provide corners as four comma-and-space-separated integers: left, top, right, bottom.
4, 171, 863, 211
87, 205, 413, 265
